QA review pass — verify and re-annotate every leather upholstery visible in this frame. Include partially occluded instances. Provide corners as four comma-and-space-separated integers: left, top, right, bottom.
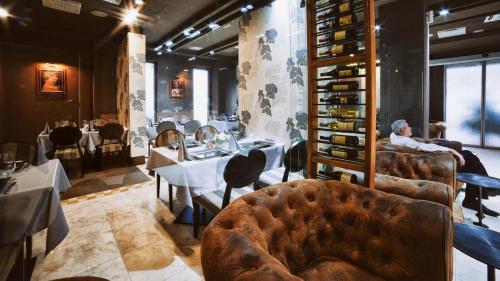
201, 180, 453, 281
376, 138, 462, 154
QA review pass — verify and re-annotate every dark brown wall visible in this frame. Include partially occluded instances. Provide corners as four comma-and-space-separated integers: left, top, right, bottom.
429, 65, 445, 122
0, 30, 118, 144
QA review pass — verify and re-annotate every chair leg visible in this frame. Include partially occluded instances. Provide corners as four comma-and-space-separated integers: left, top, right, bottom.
193, 202, 200, 238
168, 184, 173, 211
156, 174, 160, 198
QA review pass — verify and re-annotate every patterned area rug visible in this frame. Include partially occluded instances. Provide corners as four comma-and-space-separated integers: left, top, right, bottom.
61, 166, 152, 200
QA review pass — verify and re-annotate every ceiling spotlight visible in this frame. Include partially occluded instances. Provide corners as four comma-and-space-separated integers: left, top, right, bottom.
246, 4, 254, 10
189, 30, 201, 38
154, 45, 163, 52
184, 69, 189, 72
240, 7, 248, 13
349, 54, 354, 57
123, 9, 138, 24
134, 0, 144, 5
188, 57, 196, 61
167, 48, 172, 53
164, 66, 169, 69
209, 51, 215, 55
0, 7, 9, 18
183, 27, 194, 36
165, 40, 174, 47
157, 51, 162, 55
208, 22, 220, 30
375, 24, 381, 31
439, 9, 449, 16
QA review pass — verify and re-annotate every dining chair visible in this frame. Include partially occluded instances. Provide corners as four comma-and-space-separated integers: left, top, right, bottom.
96, 123, 127, 170
49, 126, 84, 177
259, 140, 307, 186
184, 120, 202, 136
192, 149, 267, 238
0, 142, 37, 165
195, 125, 219, 143
156, 121, 177, 134
155, 129, 185, 211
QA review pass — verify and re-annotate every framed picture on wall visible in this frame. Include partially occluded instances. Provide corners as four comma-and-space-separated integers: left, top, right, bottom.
36, 68, 67, 94
170, 79, 185, 98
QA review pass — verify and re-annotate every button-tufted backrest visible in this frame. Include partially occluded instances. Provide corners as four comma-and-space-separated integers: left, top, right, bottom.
201, 180, 453, 281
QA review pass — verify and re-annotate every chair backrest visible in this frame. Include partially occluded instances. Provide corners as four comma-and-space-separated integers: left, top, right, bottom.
156, 121, 177, 134
0, 142, 36, 164
155, 129, 185, 148
222, 149, 266, 208
93, 119, 108, 128
184, 120, 202, 135
49, 127, 82, 147
57, 120, 78, 128
284, 140, 307, 173
164, 116, 177, 122
195, 125, 219, 142
99, 123, 125, 144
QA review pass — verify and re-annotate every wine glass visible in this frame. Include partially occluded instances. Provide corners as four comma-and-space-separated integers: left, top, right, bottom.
171, 139, 180, 151
0, 153, 16, 177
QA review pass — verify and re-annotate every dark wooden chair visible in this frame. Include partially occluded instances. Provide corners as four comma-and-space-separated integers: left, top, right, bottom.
259, 140, 307, 186
195, 125, 219, 143
49, 126, 84, 177
184, 120, 202, 136
156, 121, 177, 134
92, 119, 108, 130
0, 142, 36, 165
155, 129, 185, 211
192, 149, 267, 238
96, 123, 127, 170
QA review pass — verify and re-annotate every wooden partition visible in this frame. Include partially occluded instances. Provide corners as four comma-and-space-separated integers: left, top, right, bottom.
306, 0, 377, 188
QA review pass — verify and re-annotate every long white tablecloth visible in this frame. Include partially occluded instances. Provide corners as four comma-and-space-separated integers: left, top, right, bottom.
147, 141, 284, 207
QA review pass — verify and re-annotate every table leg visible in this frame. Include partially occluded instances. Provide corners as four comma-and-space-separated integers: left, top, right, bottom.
488, 265, 495, 281
473, 186, 489, 228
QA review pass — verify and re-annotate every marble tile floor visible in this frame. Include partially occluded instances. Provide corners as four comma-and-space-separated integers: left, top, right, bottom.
29, 149, 500, 281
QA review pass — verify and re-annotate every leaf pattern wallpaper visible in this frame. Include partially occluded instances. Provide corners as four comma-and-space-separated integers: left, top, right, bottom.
238, 0, 308, 146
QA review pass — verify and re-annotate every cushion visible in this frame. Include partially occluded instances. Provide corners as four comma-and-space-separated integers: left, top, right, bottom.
259, 167, 304, 186
196, 186, 254, 212
54, 147, 84, 160
297, 257, 384, 281
99, 143, 123, 153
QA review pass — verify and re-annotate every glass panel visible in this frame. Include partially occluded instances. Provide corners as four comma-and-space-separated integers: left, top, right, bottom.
485, 61, 500, 148
445, 63, 482, 146
193, 69, 209, 125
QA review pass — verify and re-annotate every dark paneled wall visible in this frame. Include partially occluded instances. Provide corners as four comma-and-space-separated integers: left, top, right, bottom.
218, 66, 238, 115
0, 30, 118, 144
148, 53, 237, 121
378, 0, 429, 138
429, 66, 445, 122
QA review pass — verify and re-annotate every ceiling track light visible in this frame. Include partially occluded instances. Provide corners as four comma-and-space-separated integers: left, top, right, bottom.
0, 7, 9, 18
439, 9, 449, 16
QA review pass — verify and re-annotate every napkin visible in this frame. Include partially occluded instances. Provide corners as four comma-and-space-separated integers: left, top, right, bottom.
41, 122, 50, 135
82, 124, 89, 132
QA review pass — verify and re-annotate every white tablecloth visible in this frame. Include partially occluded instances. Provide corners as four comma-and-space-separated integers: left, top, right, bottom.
147, 141, 284, 207
208, 120, 239, 132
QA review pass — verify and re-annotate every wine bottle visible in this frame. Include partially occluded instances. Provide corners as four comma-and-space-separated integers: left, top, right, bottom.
319, 170, 358, 184
318, 108, 359, 118
318, 42, 360, 57
319, 30, 357, 44
320, 95, 358, 105
317, 1, 353, 20
319, 13, 359, 31
319, 120, 363, 132
320, 66, 360, 78
320, 134, 359, 146
317, 81, 359, 91
318, 147, 358, 160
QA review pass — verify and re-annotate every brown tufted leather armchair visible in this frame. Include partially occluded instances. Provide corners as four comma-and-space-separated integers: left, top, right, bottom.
201, 180, 453, 281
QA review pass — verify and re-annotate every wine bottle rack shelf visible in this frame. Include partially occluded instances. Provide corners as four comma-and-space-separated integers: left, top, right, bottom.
307, 0, 377, 188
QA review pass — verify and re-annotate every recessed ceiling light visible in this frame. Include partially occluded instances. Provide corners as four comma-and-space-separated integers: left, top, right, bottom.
157, 51, 162, 55
188, 57, 196, 61
165, 40, 174, 47
183, 27, 194, 36
184, 69, 189, 72
188, 30, 201, 38
164, 66, 169, 69
91, 10, 107, 17
473, 29, 484, 34
439, 9, 449, 16
246, 4, 254, 10
209, 51, 215, 55
208, 22, 220, 30
485, 14, 500, 23
375, 24, 381, 31
437, 27, 466, 38
240, 7, 248, 13
123, 9, 138, 24
167, 48, 172, 53
154, 45, 162, 52
189, 46, 203, 51
0, 7, 9, 18
134, 0, 144, 5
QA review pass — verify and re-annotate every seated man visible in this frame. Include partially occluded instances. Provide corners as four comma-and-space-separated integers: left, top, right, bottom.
390, 119, 498, 217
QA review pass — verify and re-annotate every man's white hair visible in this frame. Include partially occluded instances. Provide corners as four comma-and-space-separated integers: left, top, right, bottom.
391, 119, 407, 134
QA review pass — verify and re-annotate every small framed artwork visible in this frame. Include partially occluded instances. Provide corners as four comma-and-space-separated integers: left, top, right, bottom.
170, 79, 185, 98
37, 68, 67, 95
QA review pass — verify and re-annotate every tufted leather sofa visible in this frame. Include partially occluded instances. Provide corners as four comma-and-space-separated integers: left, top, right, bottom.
376, 138, 462, 153
201, 180, 453, 281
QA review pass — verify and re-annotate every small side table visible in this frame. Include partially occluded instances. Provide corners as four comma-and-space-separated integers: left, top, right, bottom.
456, 173, 500, 228
454, 223, 500, 281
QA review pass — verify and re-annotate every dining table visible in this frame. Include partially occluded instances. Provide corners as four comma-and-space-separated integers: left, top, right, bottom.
0, 159, 71, 256
146, 139, 284, 222
208, 120, 239, 133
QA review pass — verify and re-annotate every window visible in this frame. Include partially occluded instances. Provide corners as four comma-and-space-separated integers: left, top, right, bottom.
193, 69, 209, 125
485, 61, 500, 147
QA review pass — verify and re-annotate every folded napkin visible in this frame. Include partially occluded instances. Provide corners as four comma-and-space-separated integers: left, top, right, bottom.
81, 124, 90, 132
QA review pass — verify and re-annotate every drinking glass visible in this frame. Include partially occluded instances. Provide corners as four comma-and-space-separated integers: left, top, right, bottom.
0, 153, 16, 177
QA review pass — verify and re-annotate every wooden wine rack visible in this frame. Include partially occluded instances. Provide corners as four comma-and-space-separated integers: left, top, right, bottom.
306, 0, 377, 188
